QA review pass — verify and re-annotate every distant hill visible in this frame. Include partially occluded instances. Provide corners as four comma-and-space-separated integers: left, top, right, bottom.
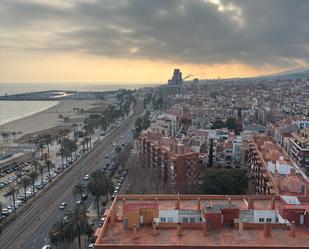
262, 68, 309, 79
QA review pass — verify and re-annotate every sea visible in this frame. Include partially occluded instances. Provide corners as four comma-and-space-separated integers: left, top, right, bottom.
0, 82, 157, 126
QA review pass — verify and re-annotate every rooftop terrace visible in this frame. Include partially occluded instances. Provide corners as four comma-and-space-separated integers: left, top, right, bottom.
94, 195, 309, 248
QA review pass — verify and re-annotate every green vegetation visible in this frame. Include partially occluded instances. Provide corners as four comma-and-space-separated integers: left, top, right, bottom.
49, 207, 93, 249
211, 117, 241, 134
133, 111, 151, 139
87, 171, 114, 217
202, 168, 248, 195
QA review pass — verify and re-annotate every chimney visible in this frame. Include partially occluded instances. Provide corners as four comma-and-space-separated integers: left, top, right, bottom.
239, 223, 244, 236
133, 224, 139, 240
228, 197, 232, 205
197, 198, 201, 211
177, 223, 182, 236
290, 220, 296, 237
175, 195, 180, 210
152, 222, 158, 236
202, 221, 208, 236
271, 198, 275, 210
248, 198, 254, 210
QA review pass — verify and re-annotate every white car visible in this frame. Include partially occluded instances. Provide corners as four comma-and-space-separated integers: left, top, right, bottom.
84, 174, 89, 180
42, 245, 51, 249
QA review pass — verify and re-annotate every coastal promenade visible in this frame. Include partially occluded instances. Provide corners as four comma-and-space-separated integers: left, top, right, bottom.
0, 96, 144, 249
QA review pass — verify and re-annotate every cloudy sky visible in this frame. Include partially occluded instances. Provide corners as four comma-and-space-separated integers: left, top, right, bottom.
1, 0, 308, 83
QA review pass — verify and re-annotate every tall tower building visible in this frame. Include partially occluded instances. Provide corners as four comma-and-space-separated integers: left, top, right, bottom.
168, 69, 183, 85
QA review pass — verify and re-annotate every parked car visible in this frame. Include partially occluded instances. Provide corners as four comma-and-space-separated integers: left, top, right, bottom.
42, 245, 51, 249
81, 194, 88, 201
84, 174, 90, 181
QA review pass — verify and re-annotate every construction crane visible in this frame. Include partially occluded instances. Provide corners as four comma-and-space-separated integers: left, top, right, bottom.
183, 74, 195, 80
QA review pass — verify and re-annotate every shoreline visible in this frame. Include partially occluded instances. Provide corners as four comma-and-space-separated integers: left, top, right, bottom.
0, 100, 60, 126
0, 99, 104, 142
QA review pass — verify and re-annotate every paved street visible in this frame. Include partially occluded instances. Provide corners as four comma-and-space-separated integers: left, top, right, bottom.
0, 98, 143, 249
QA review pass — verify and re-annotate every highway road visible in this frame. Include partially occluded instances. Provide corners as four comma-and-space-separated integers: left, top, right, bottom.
0, 98, 143, 249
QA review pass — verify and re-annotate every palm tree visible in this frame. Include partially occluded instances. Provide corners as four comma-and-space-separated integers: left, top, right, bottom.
49, 220, 73, 248
19, 176, 31, 202
81, 140, 86, 152
28, 171, 38, 196
11, 131, 17, 141
32, 160, 39, 172
43, 134, 52, 156
38, 164, 46, 186
87, 171, 114, 217
103, 176, 114, 204
7, 183, 17, 212
66, 207, 92, 249
45, 159, 53, 181
73, 183, 86, 199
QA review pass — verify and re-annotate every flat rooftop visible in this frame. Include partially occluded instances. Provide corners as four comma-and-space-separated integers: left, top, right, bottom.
94, 195, 309, 248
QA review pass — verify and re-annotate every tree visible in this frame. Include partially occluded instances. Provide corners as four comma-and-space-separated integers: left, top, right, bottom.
45, 159, 54, 181
7, 183, 17, 212
115, 145, 122, 154
208, 138, 214, 167
11, 131, 17, 141
19, 176, 31, 201
73, 183, 86, 199
87, 171, 114, 217
28, 170, 38, 196
202, 168, 248, 195
226, 117, 237, 131
43, 134, 52, 156
38, 164, 46, 186
66, 206, 93, 249
49, 220, 73, 248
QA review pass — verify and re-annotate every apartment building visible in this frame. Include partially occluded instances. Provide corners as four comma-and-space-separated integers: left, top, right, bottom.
289, 128, 309, 174
248, 135, 308, 196
137, 131, 200, 192
94, 194, 309, 248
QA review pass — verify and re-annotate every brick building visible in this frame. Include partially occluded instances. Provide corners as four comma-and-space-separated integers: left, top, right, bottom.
137, 132, 200, 192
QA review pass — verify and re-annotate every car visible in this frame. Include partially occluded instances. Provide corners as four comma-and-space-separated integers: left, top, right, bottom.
76, 200, 83, 206
81, 194, 88, 201
104, 155, 109, 159
84, 174, 90, 181
63, 216, 69, 223
59, 204, 66, 210
59, 202, 67, 210
42, 245, 51, 249
88, 243, 94, 249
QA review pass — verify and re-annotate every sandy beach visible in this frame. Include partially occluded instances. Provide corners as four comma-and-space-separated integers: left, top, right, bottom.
0, 100, 104, 142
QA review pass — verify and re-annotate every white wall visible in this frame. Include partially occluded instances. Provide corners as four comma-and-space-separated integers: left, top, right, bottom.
159, 210, 179, 223
253, 210, 277, 223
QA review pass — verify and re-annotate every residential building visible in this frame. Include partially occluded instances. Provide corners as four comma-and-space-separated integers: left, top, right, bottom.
94, 194, 309, 248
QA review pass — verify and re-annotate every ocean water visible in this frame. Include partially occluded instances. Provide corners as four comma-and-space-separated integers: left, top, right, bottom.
0, 82, 157, 95
0, 82, 157, 126
0, 101, 59, 126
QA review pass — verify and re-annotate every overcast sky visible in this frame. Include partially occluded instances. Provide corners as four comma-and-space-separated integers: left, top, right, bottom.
1, 0, 308, 83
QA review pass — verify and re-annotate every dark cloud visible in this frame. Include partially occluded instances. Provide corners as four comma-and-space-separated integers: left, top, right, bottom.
1, 0, 309, 67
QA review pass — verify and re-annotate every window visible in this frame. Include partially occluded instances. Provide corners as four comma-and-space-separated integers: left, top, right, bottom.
160, 217, 166, 222
167, 217, 173, 223
183, 217, 188, 223
190, 217, 195, 223
266, 218, 272, 223
259, 218, 264, 222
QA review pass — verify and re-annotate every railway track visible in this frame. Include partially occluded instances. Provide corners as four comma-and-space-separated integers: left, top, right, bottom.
0, 100, 143, 249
